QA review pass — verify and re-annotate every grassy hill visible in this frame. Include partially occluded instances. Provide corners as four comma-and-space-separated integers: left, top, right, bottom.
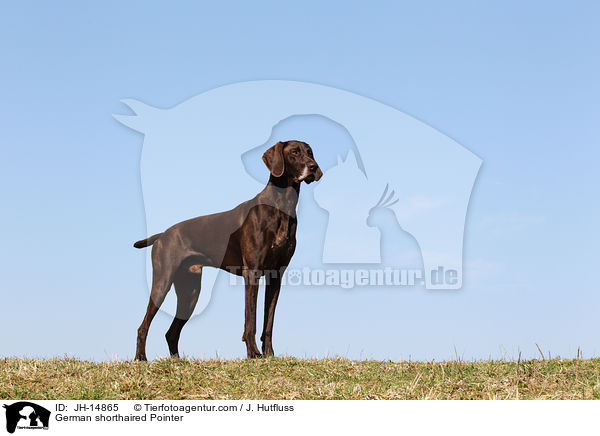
2, 357, 600, 400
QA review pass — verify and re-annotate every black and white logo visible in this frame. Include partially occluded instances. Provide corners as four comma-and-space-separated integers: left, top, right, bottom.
3, 402, 50, 433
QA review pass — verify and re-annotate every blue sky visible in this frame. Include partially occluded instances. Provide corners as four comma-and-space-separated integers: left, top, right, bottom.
1, 1, 599, 361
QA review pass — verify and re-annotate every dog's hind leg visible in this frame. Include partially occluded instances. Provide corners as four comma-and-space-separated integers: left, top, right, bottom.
166, 268, 201, 358
135, 242, 179, 361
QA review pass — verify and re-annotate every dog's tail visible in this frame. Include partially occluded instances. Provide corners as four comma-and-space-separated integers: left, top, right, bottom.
133, 233, 162, 249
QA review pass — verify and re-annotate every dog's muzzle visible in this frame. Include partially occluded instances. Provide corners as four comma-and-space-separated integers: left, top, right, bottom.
300, 165, 322, 184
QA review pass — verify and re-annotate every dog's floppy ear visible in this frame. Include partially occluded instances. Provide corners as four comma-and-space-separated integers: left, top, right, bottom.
262, 141, 286, 177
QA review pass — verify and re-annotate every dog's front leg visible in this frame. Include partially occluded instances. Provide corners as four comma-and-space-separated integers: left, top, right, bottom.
261, 273, 282, 356
242, 269, 262, 358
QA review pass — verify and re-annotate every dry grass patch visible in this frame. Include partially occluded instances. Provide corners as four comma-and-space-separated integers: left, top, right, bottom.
1, 357, 600, 400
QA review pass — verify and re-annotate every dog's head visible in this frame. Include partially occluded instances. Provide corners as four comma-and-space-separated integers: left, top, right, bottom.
262, 140, 323, 184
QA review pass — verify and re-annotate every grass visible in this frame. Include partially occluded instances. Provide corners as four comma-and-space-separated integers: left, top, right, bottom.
1, 356, 600, 400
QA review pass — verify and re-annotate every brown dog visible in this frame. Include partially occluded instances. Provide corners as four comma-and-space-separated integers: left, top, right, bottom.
133, 141, 322, 360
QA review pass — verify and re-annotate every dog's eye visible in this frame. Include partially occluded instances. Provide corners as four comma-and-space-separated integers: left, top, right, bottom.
291, 149, 300, 155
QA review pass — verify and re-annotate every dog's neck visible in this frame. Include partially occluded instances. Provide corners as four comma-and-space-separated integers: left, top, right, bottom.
257, 174, 300, 217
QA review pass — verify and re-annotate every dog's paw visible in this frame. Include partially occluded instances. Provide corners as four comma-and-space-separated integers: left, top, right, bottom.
247, 351, 263, 359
